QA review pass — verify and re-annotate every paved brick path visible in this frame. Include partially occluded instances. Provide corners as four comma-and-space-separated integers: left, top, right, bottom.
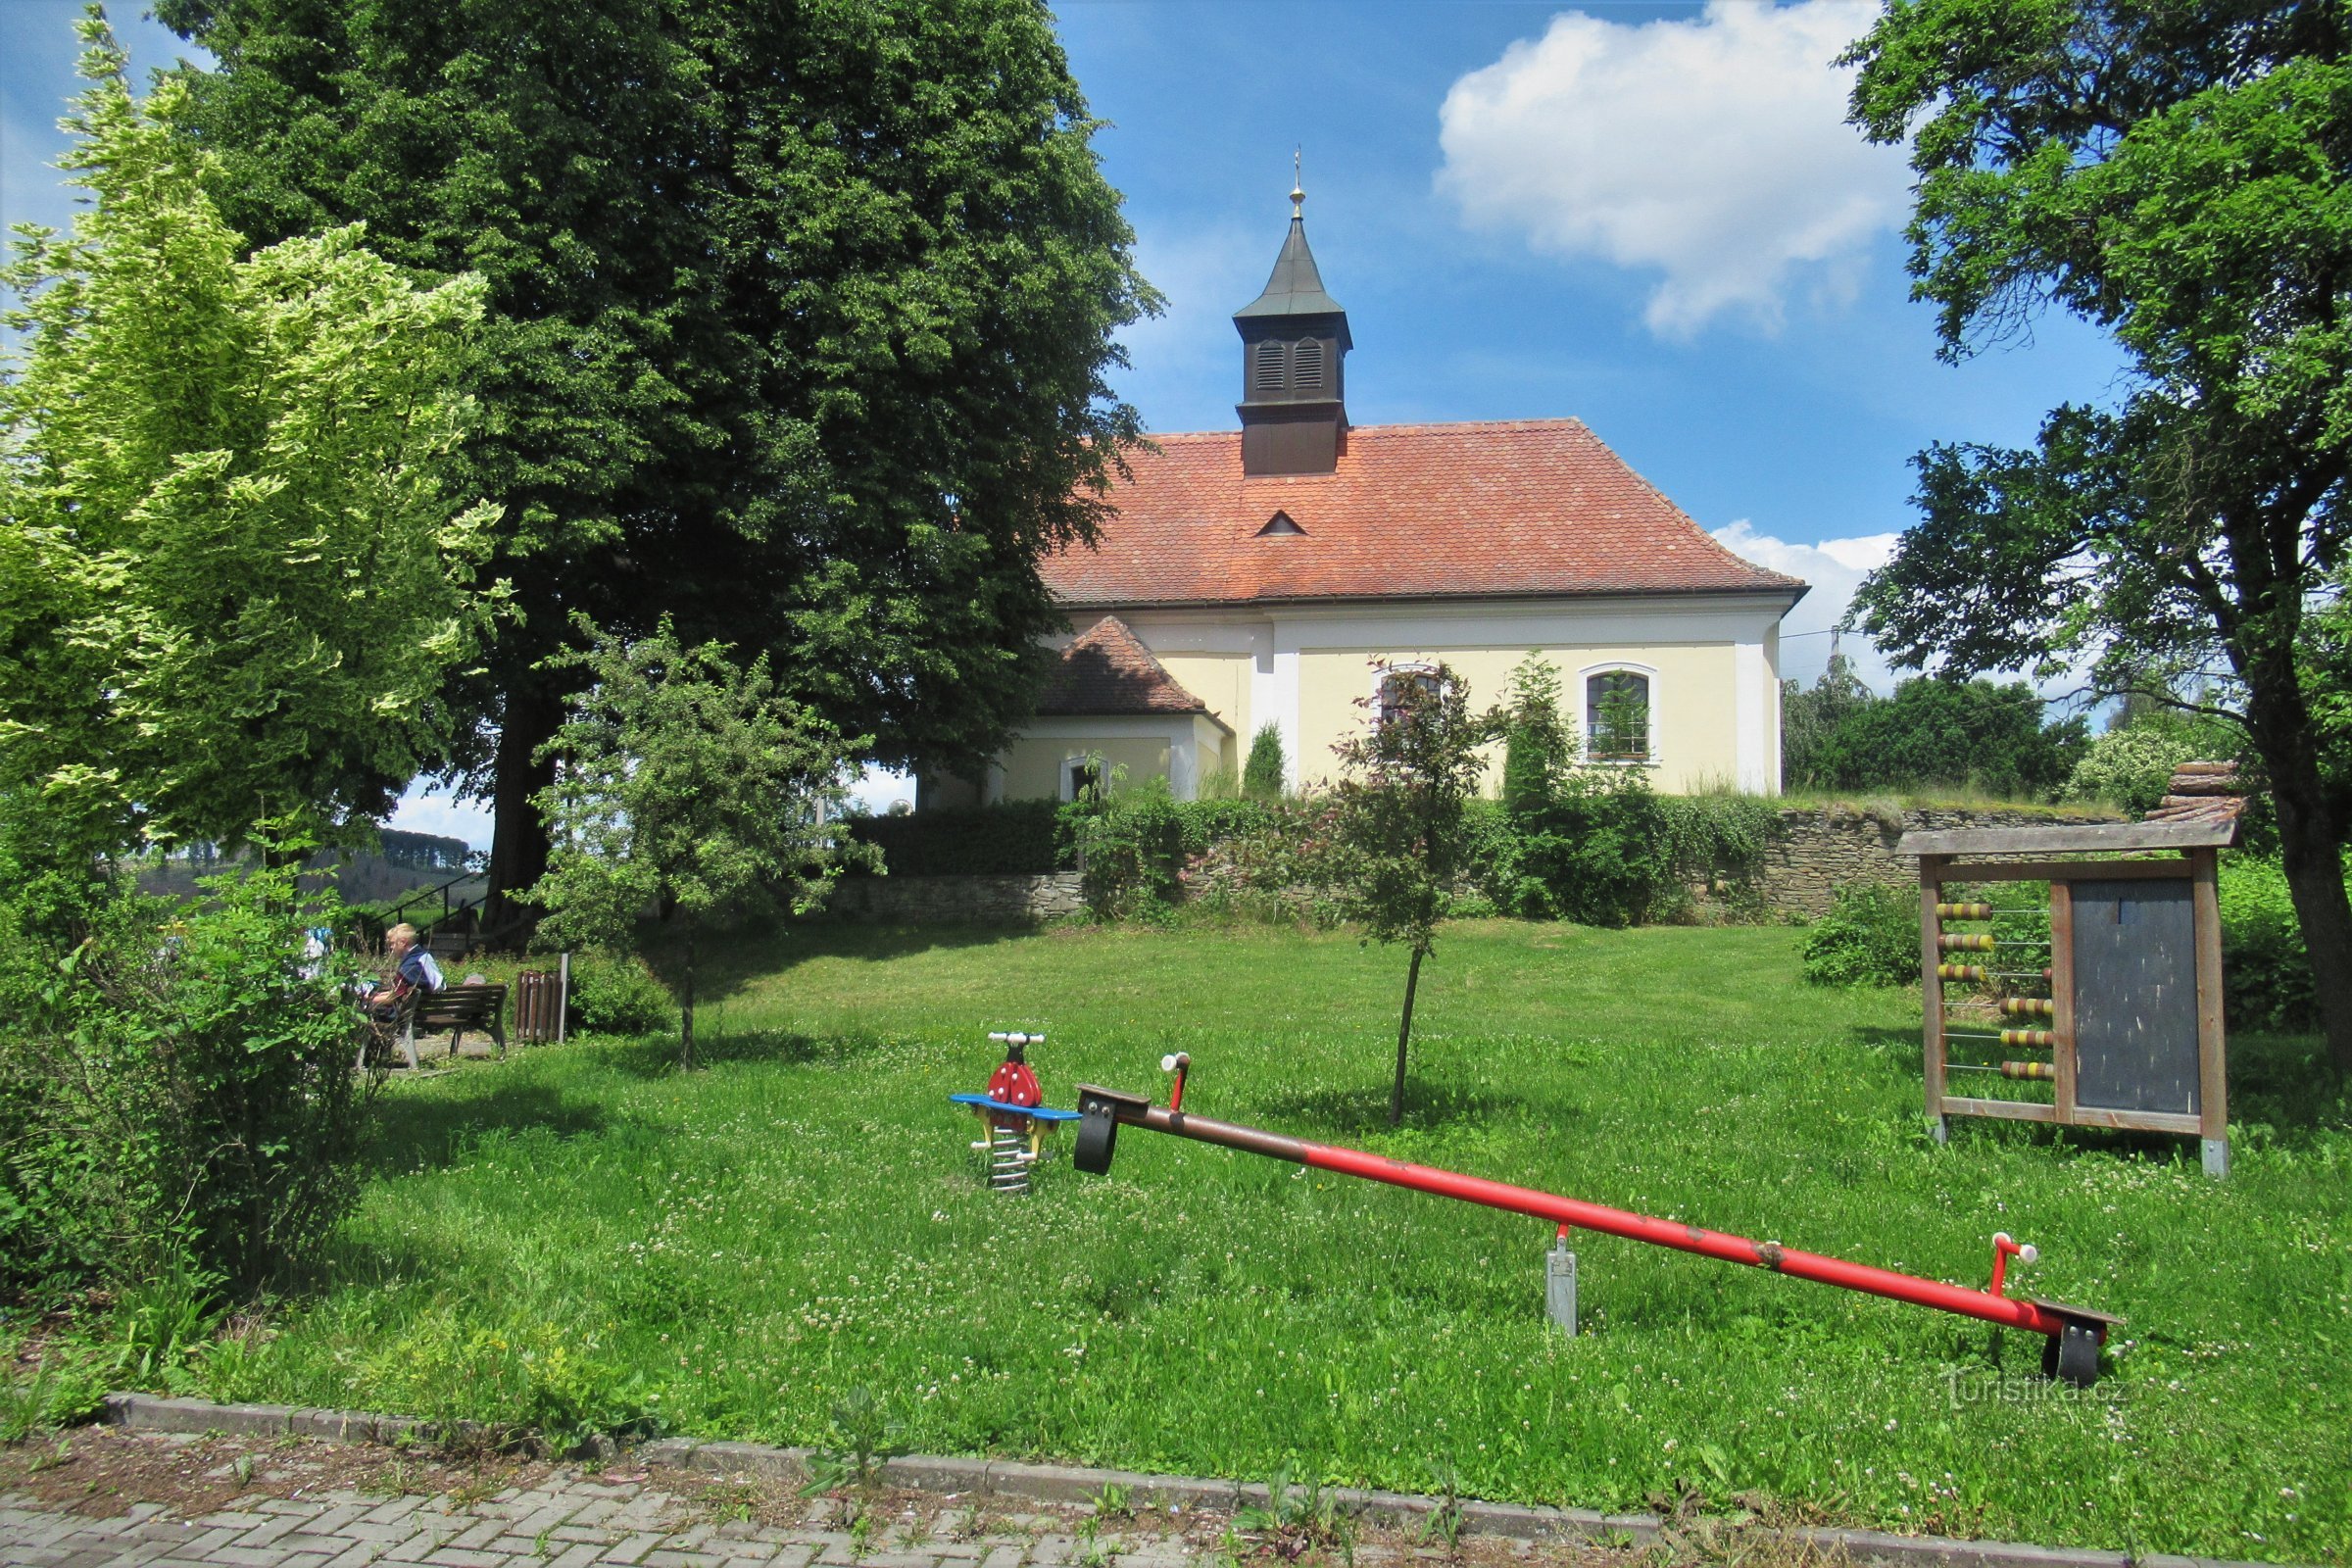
0, 1476, 1220, 1568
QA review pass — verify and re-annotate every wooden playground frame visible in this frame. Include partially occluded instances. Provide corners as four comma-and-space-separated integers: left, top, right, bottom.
1899, 819, 2235, 1177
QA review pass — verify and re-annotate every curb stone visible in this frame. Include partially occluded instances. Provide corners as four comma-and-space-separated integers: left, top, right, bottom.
98, 1393, 2302, 1568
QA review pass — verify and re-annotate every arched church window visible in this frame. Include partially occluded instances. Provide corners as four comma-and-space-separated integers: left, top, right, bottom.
1585, 669, 1652, 762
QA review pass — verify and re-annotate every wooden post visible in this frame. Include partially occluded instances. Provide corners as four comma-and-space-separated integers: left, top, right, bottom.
2191, 847, 2229, 1177
2049, 878, 2077, 1125
1920, 855, 1948, 1143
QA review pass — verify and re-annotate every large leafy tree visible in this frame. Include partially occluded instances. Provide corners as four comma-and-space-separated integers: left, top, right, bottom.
158, 0, 1156, 929
529, 615, 872, 1067
0, 19, 494, 858
1842, 0, 2352, 1070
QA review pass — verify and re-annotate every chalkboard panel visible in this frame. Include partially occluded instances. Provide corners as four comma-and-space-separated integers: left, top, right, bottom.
2070, 878, 2199, 1115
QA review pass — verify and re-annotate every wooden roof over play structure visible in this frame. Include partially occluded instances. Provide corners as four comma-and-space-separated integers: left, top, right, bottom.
1896, 762, 2246, 858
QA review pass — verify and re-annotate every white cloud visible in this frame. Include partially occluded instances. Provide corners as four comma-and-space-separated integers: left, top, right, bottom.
1436, 0, 1909, 336
1710, 520, 1898, 689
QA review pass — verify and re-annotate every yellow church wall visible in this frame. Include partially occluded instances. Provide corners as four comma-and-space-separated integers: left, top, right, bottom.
1152, 652, 1253, 748
997, 734, 1178, 801
1292, 642, 1740, 794
999, 741, 1069, 803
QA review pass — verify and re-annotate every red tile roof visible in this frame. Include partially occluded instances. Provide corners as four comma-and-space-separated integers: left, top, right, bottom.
1047, 419, 1806, 608
1036, 616, 1214, 718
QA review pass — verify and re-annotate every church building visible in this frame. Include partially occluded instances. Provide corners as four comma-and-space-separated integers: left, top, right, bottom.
952, 183, 1807, 805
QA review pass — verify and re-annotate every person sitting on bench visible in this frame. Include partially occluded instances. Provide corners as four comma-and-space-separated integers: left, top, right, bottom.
368, 922, 445, 1018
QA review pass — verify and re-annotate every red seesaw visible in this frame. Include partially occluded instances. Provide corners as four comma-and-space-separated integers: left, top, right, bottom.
1072, 1054, 2118, 1385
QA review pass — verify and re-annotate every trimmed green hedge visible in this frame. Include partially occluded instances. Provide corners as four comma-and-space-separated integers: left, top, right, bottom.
847, 801, 1069, 877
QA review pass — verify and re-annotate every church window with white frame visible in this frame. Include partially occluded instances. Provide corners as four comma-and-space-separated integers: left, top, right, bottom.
1583, 667, 1653, 763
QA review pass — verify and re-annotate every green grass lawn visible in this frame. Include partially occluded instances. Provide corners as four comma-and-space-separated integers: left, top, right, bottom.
202, 920, 2347, 1562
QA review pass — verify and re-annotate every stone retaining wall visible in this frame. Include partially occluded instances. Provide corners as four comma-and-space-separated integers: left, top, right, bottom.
824, 871, 1084, 924
1754, 808, 2117, 916
819, 809, 2114, 925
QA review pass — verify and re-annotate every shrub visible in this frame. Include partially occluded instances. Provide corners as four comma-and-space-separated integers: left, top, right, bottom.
0, 858, 370, 1297
1479, 768, 1775, 927
1242, 723, 1286, 802
564, 948, 678, 1037
1064, 780, 1189, 917
847, 800, 1066, 877
2063, 721, 2232, 814
1800, 884, 1919, 987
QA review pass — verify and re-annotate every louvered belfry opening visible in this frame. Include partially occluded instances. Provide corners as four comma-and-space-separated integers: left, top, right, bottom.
1254, 339, 1287, 392
1235, 196, 1349, 476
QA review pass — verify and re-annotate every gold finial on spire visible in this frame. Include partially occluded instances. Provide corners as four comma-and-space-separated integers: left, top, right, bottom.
1291, 148, 1304, 218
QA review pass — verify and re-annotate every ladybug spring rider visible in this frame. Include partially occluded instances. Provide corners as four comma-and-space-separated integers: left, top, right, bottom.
948, 1031, 1080, 1194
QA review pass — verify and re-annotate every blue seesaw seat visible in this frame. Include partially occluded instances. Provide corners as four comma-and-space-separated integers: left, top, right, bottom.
950, 1093, 1081, 1121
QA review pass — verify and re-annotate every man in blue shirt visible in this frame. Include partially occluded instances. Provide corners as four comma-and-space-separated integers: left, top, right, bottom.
369, 922, 444, 1014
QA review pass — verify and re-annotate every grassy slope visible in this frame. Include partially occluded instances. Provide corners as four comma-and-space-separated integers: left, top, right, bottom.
212, 921, 2347, 1562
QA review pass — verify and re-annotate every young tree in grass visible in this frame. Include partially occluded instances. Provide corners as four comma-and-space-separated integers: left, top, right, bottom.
528, 616, 873, 1067
1323, 661, 1500, 1126
1242, 723, 1287, 802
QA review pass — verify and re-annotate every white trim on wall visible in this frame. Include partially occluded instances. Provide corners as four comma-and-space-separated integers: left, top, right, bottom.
1732, 639, 1769, 794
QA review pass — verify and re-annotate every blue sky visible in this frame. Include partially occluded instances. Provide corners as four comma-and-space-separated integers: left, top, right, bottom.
3, 1, 2126, 845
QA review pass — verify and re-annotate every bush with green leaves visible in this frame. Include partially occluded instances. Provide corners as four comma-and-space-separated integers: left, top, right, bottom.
564, 949, 678, 1038
0, 844, 369, 1298
2063, 716, 2237, 815
1799, 884, 1920, 988
1479, 767, 1775, 927
1062, 780, 1191, 918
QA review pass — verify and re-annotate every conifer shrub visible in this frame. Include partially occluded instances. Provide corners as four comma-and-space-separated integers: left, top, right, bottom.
1242, 723, 1286, 802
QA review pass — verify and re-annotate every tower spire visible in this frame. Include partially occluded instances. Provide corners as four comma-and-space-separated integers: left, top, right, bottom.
1234, 157, 1349, 476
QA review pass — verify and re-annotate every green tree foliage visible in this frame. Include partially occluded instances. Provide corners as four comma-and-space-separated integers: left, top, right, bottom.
1781, 654, 1876, 791
527, 616, 874, 1066
1322, 662, 1501, 1125
160, 0, 1158, 926
1842, 0, 2352, 1069
1242, 722, 1287, 803
1499, 656, 1568, 816
0, 838, 370, 1297
0, 20, 495, 857
1798, 677, 2088, 800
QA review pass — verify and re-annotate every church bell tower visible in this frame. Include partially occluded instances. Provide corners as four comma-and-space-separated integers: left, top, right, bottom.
1235, 162, 1349, 476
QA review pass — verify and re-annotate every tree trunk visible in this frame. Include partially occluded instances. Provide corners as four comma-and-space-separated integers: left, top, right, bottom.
483, 685, 564, 942
1390, 946, 1425, 1127
2247, 712, 2352, 1074
679, 924, 697, 1071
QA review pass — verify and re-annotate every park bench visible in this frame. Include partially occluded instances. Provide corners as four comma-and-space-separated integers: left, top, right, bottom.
358, 982, 509, 1073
